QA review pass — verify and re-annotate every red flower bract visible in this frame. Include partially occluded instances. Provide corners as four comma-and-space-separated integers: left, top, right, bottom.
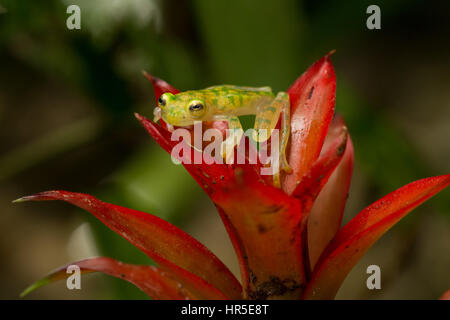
16, 54, 450, 300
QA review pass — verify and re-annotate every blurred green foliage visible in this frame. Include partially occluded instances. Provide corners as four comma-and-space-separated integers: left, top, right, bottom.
1, 0, 448, 299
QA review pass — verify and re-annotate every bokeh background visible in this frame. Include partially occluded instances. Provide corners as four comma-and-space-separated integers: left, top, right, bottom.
1, 0, 449, 299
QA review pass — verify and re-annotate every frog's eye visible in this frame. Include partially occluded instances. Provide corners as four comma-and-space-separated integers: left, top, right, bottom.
189, 102, 203, 112
188, 100, 206, 118
158, 95, 167, 107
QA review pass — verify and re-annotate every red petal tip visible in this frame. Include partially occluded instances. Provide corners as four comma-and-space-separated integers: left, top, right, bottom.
141, 70, 152, 81
142, 72, 180, 98
13, 192, 53, 203
326, 49, 336, 58
134, 112, 143, 121
283, 53, 337, 194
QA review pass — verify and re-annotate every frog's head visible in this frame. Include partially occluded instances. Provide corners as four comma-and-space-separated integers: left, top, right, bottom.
154, 92, 208, 126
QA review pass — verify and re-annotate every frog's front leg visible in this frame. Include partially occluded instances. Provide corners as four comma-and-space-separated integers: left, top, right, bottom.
220, 116, 244, 164
252, 91, 292, 187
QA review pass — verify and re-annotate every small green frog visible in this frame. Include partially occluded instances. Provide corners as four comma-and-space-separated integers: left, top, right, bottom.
153, 85, 292, 187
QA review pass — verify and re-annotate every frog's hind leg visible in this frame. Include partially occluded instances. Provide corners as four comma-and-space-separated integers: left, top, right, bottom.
252, 91, 292, 187
220, 116, 244, 164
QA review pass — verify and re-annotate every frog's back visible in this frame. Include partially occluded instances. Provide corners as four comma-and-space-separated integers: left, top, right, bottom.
186, 85, 274, 115
205, 85, 273, 93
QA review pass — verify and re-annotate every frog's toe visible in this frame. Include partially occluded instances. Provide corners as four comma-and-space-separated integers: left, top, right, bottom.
283, 166, 293, 174
281, 162, 293, 174
220, 143, 234, 164
272, 172, 281, 188
280, 154, 292, 174
153, 107, 162, 123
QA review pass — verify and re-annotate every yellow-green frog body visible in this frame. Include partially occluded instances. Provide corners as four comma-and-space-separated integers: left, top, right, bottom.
154, 85, 292, 187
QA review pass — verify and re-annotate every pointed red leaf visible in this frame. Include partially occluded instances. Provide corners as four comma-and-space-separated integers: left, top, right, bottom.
142, 71, 180, 98
134, 112, 173, 152
282, 53, 336, 195
307, 116, 354, 269
303, 174, 450, 299
21, 257, 195, 300
15, 191, 241, 299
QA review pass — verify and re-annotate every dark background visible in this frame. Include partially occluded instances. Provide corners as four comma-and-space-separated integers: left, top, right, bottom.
1, 0, 449, 299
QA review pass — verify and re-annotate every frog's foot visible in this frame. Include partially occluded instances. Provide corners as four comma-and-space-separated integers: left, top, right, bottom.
153, 107, 162, 123
270, 147, 291, 188
220, 129, 244, 164
272, 172, 281, 188
261, 150, 291, 188
220, 141, 240, 164
220, 143, 233, 164
265, 159, 284, 188
280, 152, 292, 174
166, 123, 175, 132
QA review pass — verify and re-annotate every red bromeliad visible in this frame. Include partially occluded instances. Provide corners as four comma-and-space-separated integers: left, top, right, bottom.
15, 54, 450, 300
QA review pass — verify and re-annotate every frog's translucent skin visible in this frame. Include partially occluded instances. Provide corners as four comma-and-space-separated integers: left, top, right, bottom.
154, 85, 292, 187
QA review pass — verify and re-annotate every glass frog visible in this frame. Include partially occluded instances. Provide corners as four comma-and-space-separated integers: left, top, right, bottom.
153, 85, 292, 187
